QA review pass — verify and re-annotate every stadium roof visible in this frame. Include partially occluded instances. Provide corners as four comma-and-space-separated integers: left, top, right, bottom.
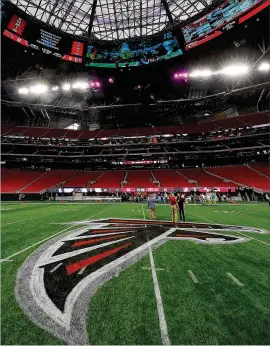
11, 0, 212, 40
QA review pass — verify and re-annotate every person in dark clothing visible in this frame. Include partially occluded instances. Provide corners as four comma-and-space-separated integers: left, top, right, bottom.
177, 193, 186, 222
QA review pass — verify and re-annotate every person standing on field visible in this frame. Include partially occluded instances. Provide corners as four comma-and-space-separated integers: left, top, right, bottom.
177, 193, 186, 222
147, 194, 156, 220
169, 193, 178, 223
211, 191, 216, 205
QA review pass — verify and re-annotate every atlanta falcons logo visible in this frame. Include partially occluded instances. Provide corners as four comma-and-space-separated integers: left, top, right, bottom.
15, 219, 266, 344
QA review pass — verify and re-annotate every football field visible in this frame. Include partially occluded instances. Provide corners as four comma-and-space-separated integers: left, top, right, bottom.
1, 201, 270, 345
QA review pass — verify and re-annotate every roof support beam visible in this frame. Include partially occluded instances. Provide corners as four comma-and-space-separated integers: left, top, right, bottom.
112, 0, 120, 40
58, 0, 77, 30
161, 0, 174, 24
200, 0, 209, 7
139, 0, 143, 37
46, 0, 61, 24
88, 0, 98, 36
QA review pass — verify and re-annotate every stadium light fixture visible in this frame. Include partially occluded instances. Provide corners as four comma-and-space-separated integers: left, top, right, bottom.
18, 87, 29, 94
72, 81, 89, 90
62, 83, 71, 91
189, 69, 213, 78
221, 64, 249, 76
258, 62, 270, 71
29, 84, 48, 94
51, 86, 59, 91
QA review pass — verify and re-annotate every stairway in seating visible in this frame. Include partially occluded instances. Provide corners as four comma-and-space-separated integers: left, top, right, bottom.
204, 168, 244, 187
247, 164, 270, 179
87, 172, 104, 187
121, 171, 128, 187
150, 170, 160, 186
17, 171, 46, 193
39, 171, 79, 193
176, 170, 198, 187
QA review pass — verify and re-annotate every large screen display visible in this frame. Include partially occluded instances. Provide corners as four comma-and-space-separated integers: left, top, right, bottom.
183, 0, 265, 49
85, 37, 183, 68
3, 12, 84, 63
2, 0, 269, 66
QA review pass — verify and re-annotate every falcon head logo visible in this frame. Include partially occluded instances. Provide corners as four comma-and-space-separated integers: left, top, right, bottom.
15, 218, 266, 344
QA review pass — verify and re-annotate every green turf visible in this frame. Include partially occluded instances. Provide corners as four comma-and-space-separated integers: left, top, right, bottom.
1, 201, 270, 345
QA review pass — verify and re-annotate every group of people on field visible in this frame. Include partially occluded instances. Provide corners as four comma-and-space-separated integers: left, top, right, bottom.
147, 192, 187, 223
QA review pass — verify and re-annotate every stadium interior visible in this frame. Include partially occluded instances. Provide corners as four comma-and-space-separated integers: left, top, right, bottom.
1, 0, 270, 345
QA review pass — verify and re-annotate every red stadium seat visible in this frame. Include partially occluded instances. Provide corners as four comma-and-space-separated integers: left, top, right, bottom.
22, 170, 77, 193
63, 171, 102, 187
153, 170, 195, 188
1, 170, 44, 193
91, 171, 125, 188
207, 166, 270, 191
180, 169, 232, 187
125, 170, 157, 188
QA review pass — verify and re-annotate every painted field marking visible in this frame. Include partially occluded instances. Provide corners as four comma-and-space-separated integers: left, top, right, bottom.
186, 211, 215, 225
186, 210, 270, 246
142, 203, 171, 346
226, 272, 244, 287
49, 262, 63, 273
142, 267, 165, 271
233, 211, 270, 222
188, 270, 199, 283
237, 232, 270, 246
0, 205, 115, 263
2, 208, 74, 226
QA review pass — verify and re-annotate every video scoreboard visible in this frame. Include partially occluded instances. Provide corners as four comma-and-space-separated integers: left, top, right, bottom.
2, 11, 85, 64
2, 0, 269, 66
183, 0, 267, 49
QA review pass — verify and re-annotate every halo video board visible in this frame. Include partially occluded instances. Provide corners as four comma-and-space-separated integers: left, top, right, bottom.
2, 9, 85, 63
183, 0, 267, 49
2, 0, 269, 66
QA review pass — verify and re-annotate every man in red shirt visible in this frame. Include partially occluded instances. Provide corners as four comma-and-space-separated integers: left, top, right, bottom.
169, 193, 178, 223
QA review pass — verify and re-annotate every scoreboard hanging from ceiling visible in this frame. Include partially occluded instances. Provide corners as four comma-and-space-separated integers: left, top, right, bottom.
2, 0, 270, 66
183, 0, 268, 49
2, 9, 85, 64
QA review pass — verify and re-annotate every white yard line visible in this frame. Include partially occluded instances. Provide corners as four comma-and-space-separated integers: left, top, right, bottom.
226, 272, 244, 287
0, 224, 77, 263
187, 210, 270, 246
142, 203, 171, 346
2, 208, 74, 226
84, 205, 114, 221
232, 211, 270, 222
141, 203, 146, 219
188, 270, 199, 283
185, 210, 215, 224
0, 205, 115, 263
236, 232, 270, 246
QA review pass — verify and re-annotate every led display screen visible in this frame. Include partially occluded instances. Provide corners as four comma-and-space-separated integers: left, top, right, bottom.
2, 0, 268, 66
182, 0, 264, 48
